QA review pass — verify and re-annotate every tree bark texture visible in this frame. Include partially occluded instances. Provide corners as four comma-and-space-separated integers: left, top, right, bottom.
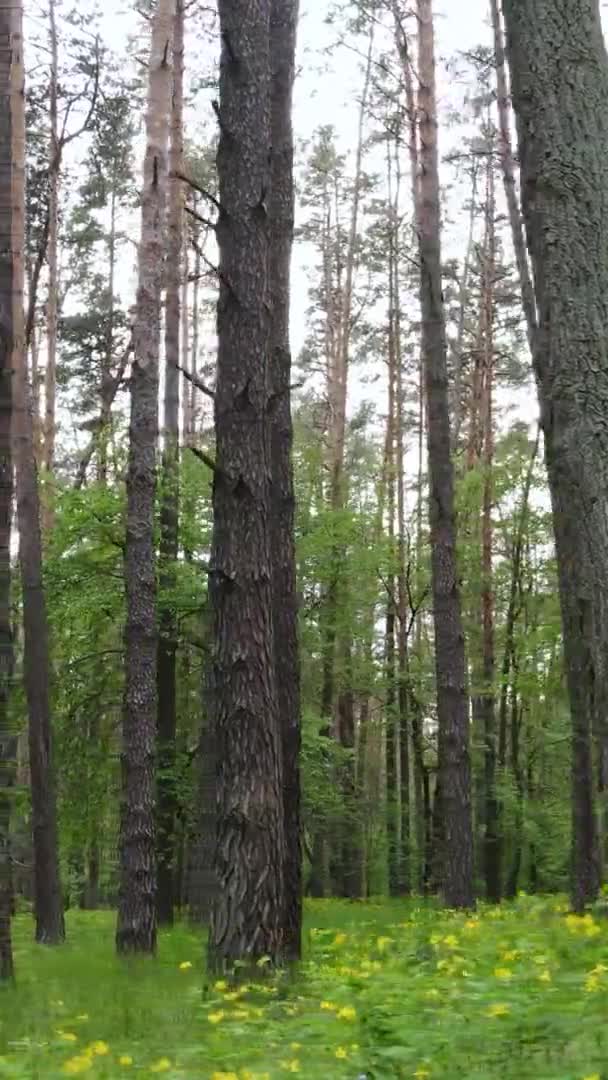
15, 39, 64, 943
489, 0, 537, 353
116, 0, 175, 955
0, 0, 22, 980
269, 0, 301, 961
503, 0, 608, 912
208, 0, 286, 972
156, 0, 184, 930
416, 0, 474, 909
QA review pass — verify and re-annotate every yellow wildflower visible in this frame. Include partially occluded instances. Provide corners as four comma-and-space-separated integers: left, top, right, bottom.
320, 1000, 336, 1011
585, 974, 600, 993
442, 934, 458, 949
88, 1041, 109, 1056
376, 936, 392, 951
150, 1059, 171, 1074
208, 1010, 225, 1024
211, 1073, 239, 1080
582, 1075, 600, 1080
179, 961, 193, 971
493, 967, 513, 980
62, 1056, 92, 1076
486, 1003, 510, 1018
464, 919, 479, 931
337, 1005, 357, 1021
501, 950, 518, 963
333, 932, 347, 946
119, 1057, 134, 1067
414, 1069, 431, 1080
57, 1031, 79, 1043
290, 1043, 302, 1051
224, 991, 240, 1002
280, 1060, 300, 1073
538, 969, 552, 983
335, 1047, 349, 1060
215, 980, 228, 992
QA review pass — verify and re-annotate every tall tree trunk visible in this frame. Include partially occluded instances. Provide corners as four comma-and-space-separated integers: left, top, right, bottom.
208, 0, 285, 973
489, 0, 537, 352
116, 0, 175, 955
415, 0, 474, 908
156, 0, 184, 930
480, 154, 499, 903
16, 75, 64, 944
43, 0, 58, 522
0, 0, 22, 981
269, 0, 301, 961
503, 0, 606, 912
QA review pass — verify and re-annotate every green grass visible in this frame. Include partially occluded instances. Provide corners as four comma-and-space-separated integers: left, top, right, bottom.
1, 896, 608, 1079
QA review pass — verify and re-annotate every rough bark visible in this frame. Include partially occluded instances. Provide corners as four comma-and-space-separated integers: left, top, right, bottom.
489, 0, 537, 353
156, 0, 184, 930
503, 0, 607, 912
0, 0, 21, 981
416, 0, 474, 908
207, 0, 286, 973
116, 0, 175, 955
269, 0, 301, 961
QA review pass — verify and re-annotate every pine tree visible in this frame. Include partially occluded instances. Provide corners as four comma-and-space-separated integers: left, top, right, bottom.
116, 0, 176, 955
208, 0, 286, 972
0, 0, 23, 982
502, 0, 608, 912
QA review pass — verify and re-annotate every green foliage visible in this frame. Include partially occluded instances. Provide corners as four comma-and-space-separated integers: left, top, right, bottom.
1, 899, 608, 1078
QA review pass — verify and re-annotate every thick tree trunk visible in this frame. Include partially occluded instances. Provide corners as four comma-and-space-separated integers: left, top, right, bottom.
503, 0, 607, 912
416, 0, 474, 909
269, 0, 301, 961
489, 0, 537, 353
208, 0, 285, 973
0, 0, 22, 981
116, 0, 175, 955
156, 0, 184, 930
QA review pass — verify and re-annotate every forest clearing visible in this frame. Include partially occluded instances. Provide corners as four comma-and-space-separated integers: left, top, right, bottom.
2, 0, 608, 1076
2, 897, 608, 1080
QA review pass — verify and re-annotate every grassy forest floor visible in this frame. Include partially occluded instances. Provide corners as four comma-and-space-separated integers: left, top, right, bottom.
1, 897, 607, 1079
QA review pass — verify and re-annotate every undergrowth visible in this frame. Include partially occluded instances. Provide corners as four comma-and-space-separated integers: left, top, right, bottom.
0, 896, 607, 1079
